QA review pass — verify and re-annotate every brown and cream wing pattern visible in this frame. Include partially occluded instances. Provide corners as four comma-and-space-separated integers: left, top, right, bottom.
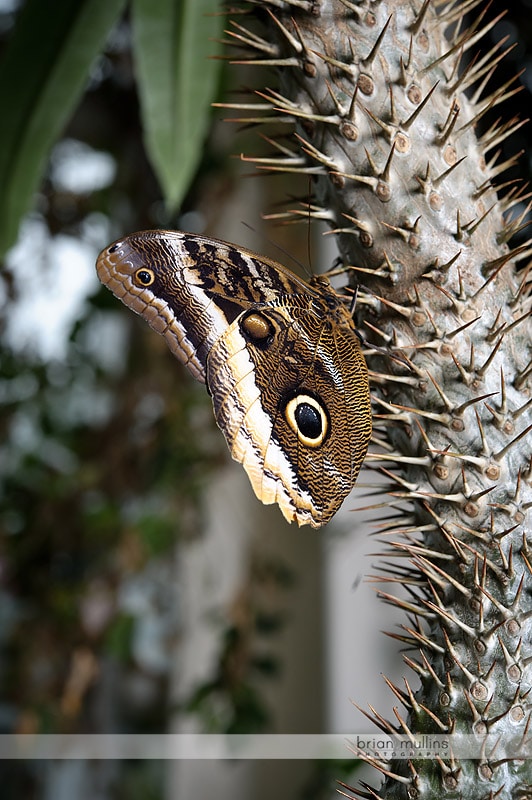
96, 229, 371, 527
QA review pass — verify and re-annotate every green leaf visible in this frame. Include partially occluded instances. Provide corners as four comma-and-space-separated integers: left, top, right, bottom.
0, 0, 127, 258
132, 0, 224, 213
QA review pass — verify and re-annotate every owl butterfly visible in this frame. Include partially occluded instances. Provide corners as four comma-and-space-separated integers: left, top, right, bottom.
96, 230, 371, 528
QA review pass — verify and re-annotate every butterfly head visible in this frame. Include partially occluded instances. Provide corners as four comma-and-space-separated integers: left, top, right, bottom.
96, 235, 168, 314
309, 274, 331, 291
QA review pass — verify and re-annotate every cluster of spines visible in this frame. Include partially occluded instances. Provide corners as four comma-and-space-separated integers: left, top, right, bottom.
223, 2, 532, 799
221, 3, 530, 284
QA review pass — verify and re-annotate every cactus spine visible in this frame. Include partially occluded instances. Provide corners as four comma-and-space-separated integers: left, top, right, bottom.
225, 1, 532, 798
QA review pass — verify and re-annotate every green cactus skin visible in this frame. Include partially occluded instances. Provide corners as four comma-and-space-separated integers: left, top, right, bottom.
224, 1, 532, 798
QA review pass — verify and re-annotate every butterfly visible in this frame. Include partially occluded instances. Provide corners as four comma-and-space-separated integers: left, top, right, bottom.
96, 230, 371, 528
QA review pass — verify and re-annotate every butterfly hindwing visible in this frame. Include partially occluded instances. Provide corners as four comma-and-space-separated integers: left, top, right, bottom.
206, 298, 370, 527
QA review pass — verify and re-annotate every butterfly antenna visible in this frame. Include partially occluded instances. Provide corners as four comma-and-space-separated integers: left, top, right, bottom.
240, 221, 311, 278
349, 285, 359, 318
307, 178, 313, 276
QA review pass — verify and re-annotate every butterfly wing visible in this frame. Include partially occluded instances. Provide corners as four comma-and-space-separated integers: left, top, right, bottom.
96, 230, 311, 383
96, 229, 371, 528
206, 297, 371, 528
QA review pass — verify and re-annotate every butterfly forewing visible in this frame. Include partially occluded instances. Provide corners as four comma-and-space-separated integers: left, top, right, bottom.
96, 229, 372, 528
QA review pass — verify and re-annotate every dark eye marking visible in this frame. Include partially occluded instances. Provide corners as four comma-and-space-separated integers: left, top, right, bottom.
240, 311, 274, 348
135, 268, 155, 286
284, 393, 329, 447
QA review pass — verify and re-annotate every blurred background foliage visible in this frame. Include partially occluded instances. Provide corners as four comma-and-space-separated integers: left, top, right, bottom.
1, 0, 532, 798
0, 0, 298, 796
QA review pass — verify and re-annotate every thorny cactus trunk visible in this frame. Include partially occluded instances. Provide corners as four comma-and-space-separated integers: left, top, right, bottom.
225, 1, 532, 798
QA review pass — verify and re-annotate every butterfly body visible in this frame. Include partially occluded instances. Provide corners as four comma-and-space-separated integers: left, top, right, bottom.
96, 230, 371, 528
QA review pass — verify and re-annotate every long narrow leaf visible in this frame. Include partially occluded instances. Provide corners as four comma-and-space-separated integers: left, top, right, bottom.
0, 0, 127, 258
132, 0, 224, 213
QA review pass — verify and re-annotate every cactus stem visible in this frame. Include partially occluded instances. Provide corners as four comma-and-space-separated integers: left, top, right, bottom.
231, 3, 532, 791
